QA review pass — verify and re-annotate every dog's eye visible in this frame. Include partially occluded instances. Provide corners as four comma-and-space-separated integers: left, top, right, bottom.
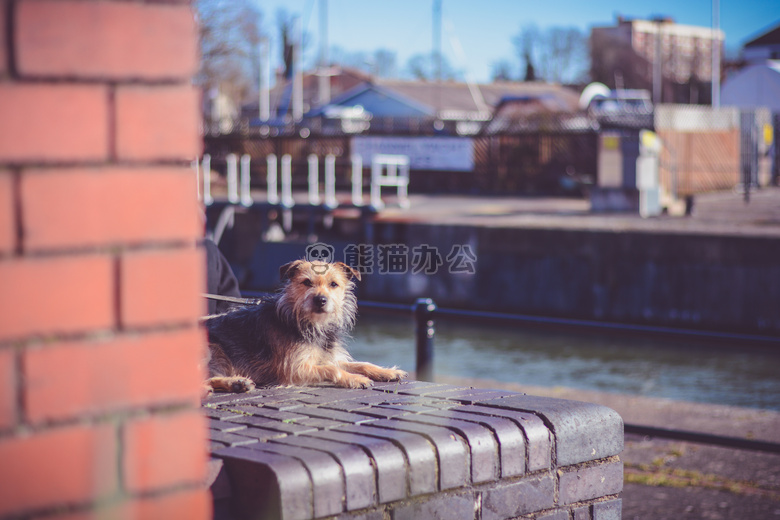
330, 281, 339, 288
302, 279, 313, 287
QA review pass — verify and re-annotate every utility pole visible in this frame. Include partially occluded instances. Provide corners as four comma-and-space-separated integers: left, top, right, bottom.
653, 20, 663, 105
292, 16, 303, 122
432, 0, 442, 118
712, 0, 721, 108
259, 37, 270, 122
318, 0, 330, 106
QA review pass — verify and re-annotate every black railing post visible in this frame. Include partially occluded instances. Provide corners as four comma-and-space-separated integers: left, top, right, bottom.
414, 298, 436, 381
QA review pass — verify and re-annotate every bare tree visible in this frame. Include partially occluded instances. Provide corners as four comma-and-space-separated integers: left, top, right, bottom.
404, 52, 462, 81
330, 47, 398, 78
512, 24, 540, 81
276, 9, 295, 80
512, 24, 589, 83
524, 52, 537, 81
373, 49, 398, 78
491, 59, 515, 82
566, 28, 590, 84
196, 0, 264, 103
547, 27, 588, 83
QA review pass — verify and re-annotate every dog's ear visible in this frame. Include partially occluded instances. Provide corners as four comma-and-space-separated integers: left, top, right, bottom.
335, 262, 362, 282
280, 260, 303, 281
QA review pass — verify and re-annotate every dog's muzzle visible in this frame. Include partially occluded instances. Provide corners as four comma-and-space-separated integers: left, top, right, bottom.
313, 295, 329, 312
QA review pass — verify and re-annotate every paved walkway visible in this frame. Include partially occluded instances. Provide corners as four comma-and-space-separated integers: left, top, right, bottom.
439, 375, 780, 520
373, 187, 780, 238
215, 185, 780, 237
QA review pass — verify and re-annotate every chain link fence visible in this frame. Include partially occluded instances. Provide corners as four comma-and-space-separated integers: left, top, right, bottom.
655, 105, 774, 198
203, 104, 776, 198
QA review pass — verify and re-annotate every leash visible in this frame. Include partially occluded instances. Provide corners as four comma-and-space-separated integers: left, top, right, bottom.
202, 293, 264, 306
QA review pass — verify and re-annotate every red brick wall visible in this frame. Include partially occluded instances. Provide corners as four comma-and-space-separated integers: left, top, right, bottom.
0, 1, 210, 518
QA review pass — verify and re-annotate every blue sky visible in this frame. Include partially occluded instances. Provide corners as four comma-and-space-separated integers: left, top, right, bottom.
254, 0, 780, 83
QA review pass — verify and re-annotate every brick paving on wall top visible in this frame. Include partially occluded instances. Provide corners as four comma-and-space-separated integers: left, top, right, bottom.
205, 381, 623, 520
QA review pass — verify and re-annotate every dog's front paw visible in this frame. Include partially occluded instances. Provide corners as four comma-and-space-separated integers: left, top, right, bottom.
341, 374, 373, 389
389, 368, 408, 381
207, 376, 256, 393
375, 367, 408, 382
230, 377, 256, 393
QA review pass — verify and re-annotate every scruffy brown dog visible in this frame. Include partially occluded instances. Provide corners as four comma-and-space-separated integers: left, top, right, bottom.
204, 259, 407, 393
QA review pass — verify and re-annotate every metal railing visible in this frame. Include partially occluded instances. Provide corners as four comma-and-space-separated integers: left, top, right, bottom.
357, 297, 780, 454
357, 298, 780, 367
234, 292, 780, 453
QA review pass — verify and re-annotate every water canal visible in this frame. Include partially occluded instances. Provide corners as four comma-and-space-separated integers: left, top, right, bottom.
347, 312, 780, 411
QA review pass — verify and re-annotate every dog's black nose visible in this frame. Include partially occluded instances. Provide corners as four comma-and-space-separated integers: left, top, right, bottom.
314, 295, 328, 308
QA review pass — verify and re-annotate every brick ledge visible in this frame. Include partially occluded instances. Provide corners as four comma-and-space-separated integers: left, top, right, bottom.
204, 380, 624, 520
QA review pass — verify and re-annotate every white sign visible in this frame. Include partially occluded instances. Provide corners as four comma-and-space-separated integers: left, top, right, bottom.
351, 136, 473, 171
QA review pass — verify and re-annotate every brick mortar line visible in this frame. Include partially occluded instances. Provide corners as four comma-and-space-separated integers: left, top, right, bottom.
525, 410, 558, 468
117, 321, 204, 339
113, 253, 123, 332
370, 488, 475, 511
320, 429, 411, 501
462, 401, 558, 470
0, 479, 207, 520
528, 494, 621, 520
353, 423, 419, 498
12, 343, 22, 434
437, 403, 536, 484
365, 422, 460, 493
108, 85, 117, 163
417, 409, 508, 479
255, 440, 347, 515
372, 456, 620, 509
115, 418, 126, 500
463, 467, 554, 492
515, 414, 533, 487
4, 75, 193, 87
327, 503, 390, 520
4, 0, 16, 78
0, 239, 200, 261
330, 425, 428, 499
10, 167, 22, 256
0, 159, 196, 169
0, 243, 198, 264
338, 479, 615, 519
559, 455, 622, 472
388, 413, 493, 486
0, 321, 199, 349
0, 398, 199, 438
497, 467, 556, 481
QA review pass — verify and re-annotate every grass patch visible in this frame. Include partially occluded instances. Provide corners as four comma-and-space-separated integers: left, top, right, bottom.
624, 464, 780, 500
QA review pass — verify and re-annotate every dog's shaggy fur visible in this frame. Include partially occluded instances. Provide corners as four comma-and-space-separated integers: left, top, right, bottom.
204, 259, 406, 393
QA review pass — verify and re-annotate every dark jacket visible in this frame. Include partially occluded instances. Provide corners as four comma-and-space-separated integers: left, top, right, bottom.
204, 239, 241, 315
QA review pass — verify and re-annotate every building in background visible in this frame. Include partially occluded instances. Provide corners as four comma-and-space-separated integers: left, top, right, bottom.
590, 16, 725, 105
235, 66, 582, 137
721, 21, 780, 185
722, 22, 780, 111
741, 21, 780, 63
